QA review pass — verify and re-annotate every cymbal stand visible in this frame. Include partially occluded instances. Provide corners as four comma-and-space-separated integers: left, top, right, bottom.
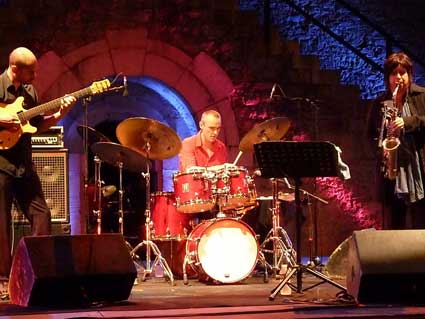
130, 141, 174, 285
117, 161, 124, 235
260, 178, 297, 277
93, 155, 103, 235
113, 160, 133, 252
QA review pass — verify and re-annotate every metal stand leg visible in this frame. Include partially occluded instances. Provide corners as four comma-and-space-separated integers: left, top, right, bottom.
257, 250, 269, 283
129, 143, 175, 286
260, 179, 296, 276
269, 178, 346, 300
93, 155, 103, 235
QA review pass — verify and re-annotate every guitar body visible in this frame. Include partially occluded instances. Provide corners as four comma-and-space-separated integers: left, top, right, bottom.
0, 97, 37, 150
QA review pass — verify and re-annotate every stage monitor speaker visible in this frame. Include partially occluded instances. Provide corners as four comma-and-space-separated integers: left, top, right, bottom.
12, 149, 69, 223
347, 229, 425, 304
9, 234, 137, 307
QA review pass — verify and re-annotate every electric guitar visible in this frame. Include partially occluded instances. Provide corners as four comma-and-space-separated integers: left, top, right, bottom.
0, 79, 110, 150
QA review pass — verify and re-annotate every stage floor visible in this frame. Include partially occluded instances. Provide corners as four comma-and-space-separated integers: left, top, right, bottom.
1, 270, 425, 319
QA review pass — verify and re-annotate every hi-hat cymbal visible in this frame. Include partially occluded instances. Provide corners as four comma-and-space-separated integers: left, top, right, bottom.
256, 192, 295, 202
116, 117, 182, 160
91, 142, 150, 172
239, 117, 291, 152
77, 125, 110, 145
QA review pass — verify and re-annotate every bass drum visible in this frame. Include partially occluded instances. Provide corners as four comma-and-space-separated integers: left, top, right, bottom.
185, 218, 258, 283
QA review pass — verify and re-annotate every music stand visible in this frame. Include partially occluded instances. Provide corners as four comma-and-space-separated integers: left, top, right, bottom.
254, 141, 346, 299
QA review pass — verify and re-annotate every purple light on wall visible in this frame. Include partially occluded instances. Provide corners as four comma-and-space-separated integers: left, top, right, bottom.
292, 132, 379, 228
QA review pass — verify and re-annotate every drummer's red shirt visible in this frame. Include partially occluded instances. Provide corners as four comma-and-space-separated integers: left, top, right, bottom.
179, 132, 227, 171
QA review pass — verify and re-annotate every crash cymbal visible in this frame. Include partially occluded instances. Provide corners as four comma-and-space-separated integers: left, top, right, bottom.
116, 117, 182, 160
102, 185, 117, 197
239, 117, 291, 152
77, 125, 110, 145
91, 142, 150, 172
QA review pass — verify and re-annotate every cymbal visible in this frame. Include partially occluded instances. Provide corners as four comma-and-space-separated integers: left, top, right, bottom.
91, 142, 150, 172
77, 125, 110, 145
116, 117, 182, 160
239, 117, 291, 152
278, 191, 295, 202
256, 192, 295, 202
102, 185, 116, 197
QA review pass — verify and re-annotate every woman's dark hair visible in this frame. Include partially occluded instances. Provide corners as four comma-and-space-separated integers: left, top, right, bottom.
383, 52, 413, 90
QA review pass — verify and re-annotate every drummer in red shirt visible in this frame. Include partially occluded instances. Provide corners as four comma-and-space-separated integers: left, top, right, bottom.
179, 109, 228, 171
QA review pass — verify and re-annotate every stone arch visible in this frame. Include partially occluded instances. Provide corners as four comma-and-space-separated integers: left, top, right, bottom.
35, 28, 238, 150
33, 28, 239, 233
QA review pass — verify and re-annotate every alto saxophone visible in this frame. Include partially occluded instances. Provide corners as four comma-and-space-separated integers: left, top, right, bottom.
381, 83, 401, 180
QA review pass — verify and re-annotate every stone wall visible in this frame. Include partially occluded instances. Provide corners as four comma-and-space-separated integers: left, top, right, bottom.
239, 0, 425, 98
0, 0, 386, 254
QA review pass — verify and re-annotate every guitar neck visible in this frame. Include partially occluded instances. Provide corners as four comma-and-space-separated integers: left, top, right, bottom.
20, 87, 93, 122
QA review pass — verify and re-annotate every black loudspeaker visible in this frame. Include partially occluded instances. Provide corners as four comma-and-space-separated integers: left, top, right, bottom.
11, 223, 71, 252
347, 229, 425, 304
12, 149, 69, 223
9, 234, 136, 307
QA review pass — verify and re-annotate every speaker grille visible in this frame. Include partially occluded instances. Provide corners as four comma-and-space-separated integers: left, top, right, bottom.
12, 149, 69, 223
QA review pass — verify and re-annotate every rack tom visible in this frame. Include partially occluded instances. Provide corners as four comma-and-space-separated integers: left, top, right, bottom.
173, 168, 214, 213
214, 166, 256, 210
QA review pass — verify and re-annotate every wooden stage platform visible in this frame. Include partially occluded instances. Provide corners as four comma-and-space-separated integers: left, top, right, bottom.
1, 270, 425, 319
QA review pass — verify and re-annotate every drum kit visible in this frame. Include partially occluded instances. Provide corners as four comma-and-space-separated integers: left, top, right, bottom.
80, 116, 299, 286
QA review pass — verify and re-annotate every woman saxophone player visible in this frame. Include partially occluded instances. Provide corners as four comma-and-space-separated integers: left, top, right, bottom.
368, 52, 425, 230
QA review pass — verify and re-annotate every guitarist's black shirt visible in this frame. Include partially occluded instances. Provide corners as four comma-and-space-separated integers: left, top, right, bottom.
0, 69, 42, 177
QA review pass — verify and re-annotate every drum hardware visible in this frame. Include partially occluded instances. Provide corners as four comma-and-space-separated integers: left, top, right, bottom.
93, 155, 102, 235
127, 141, 175, 284
116, 117, 183, 285
91, 142, 151, 235
252, 141, 347, 300
259, 178, 297, 277
77, 122, 111, 234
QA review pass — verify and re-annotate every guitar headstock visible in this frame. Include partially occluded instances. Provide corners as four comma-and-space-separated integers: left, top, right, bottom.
90, 79, 111, 94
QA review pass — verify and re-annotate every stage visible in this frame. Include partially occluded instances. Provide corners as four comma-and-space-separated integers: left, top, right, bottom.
1, 271, 425, 319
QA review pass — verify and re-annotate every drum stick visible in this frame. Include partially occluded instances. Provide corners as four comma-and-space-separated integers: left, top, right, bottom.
232, 151, 243, 166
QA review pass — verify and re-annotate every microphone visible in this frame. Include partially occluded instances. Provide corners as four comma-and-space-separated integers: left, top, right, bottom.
269, 83, 277, 100
123, 76, 128, 97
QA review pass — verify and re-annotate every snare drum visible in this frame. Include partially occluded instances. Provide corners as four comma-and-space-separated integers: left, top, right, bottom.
185, 218, 258, 283
150, 192, 190, 239
173, 169, 214, 213
215, 166, 256, 209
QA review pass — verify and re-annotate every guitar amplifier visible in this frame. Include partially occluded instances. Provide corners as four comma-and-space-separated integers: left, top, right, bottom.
31, 126, 64, 148
12, 149, 69, 223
